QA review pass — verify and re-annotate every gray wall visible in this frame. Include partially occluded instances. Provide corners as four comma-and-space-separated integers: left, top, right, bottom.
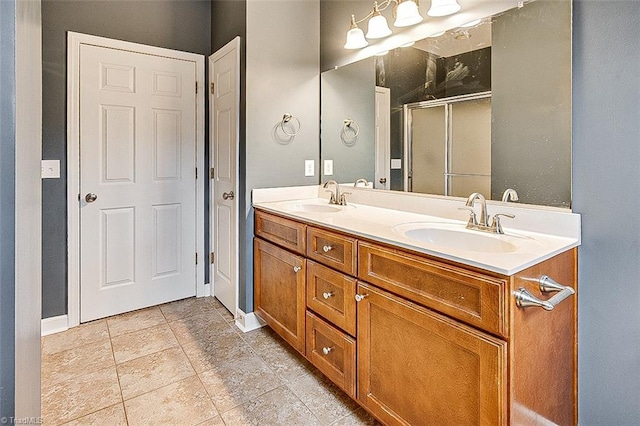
573, 0, 640, 423
244, 0, 320, 312
0, 0, 17, 417
491, 0, 572, 208
41, 0, 212, 319
321, 58, 375, 183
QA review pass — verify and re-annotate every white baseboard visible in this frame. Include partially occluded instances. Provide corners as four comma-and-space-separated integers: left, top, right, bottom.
41, 315, 68, 336
234, 309, 265, 333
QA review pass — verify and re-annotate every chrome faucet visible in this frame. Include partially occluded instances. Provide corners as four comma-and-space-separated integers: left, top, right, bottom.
502, 188, 519, 202
354, 178, 369, 187
460, 192, 515, 234
323, 180, 350, 206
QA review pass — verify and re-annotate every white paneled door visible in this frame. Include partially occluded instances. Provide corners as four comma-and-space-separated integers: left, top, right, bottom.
79, 44, 197, 322
210, 38, 239, 316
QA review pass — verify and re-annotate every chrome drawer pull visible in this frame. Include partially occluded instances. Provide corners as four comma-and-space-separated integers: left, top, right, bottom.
354, 294, 368, 302
322, 346, 333, 355
293, 266, 301, 273
514, 275, 575, 311
322, 292, 334, 299
322, 245, 333, 253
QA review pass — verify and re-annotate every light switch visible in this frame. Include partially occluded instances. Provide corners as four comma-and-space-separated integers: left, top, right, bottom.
323, 160, 333, 176
41, 160, 60, 179
305, 160, 315, 177
391, 158, 402, 170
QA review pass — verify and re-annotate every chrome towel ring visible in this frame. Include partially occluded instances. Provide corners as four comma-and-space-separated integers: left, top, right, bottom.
280, 113, 301, 137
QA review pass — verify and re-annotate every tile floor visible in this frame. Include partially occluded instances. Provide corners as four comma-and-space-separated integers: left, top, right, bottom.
41, 297, 380, 426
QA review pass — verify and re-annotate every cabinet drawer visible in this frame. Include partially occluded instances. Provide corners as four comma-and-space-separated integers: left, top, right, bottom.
306, 260, 356, 337
358, 241, 507, 336
305, 311, 356, 399
307, 226, 357, 275
255, 210, 306, 255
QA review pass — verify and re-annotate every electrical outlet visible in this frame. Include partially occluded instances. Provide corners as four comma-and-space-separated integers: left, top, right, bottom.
304, 160, 315, 177
324, 160, 333, 176
391, 158, 402, 170
41, 160, 60, 178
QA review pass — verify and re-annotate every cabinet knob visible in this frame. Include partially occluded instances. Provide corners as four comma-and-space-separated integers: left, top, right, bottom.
322, 245, 333, 253
322, 292, 334, 299
293, 266, 301, 273
322, 346, 333, 355
355, 294, 368, 302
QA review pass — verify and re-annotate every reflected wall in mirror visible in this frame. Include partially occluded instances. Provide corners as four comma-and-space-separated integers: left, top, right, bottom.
320, 0, 572, 208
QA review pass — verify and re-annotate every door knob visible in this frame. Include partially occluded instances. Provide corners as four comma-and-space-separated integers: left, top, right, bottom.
85, 193, 98, 203
379, 177, 387, 184
222, 191, 234, 200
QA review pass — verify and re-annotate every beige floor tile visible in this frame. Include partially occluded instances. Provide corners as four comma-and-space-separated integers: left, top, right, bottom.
198, 351, 282, 413
221, 385, 321, 426
41, 366, 121, 426
106, 306, 166, 337
124, 376, 219, 426
287, 372, 360, 425
160, 297, 220, 322
195, 416, 226, 426
330, 408, 381, 426
168, 310, 233, 346
117, 346, 195, 400
181, 332, 255, 373
111, 323, 179, 364
61, 403, 127, 426
249, 333, 313, 383
42, 320, 109, 355
42, 340, 114, 386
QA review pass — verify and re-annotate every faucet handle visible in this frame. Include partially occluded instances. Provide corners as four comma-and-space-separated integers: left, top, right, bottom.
490, 213, 515, 234
458, 206, 478, 227
339, 192, 351, 206
325, 190, 337, 204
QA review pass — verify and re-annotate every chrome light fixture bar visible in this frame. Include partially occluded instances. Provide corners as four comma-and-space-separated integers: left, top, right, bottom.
344, 0, 461, 50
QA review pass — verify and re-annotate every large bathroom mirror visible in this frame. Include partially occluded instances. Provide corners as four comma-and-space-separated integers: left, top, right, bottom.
320, 0, 571, 208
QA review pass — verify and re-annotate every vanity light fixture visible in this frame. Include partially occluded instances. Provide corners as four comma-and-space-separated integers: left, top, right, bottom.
427, 0, 461, 17
366, 2, 393, 39
344, 0, 445, 50
344, 15, 369, 49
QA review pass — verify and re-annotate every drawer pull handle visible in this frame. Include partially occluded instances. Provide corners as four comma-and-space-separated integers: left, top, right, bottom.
354, 293, 368, 302
322, 292, 334, 299
322, 245, 333, 253
322, 346, 333, 355
514, 275, 575, 311
293, 266, 301, 273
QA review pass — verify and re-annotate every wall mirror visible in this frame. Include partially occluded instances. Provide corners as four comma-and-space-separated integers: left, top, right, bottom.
320, 0, 571, 208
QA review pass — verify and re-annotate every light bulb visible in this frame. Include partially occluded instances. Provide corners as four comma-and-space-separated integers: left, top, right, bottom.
366, 2, 392, 39
344, 15, 368, 49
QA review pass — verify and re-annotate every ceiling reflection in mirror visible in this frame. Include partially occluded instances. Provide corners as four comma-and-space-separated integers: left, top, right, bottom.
320, 0, 571, 208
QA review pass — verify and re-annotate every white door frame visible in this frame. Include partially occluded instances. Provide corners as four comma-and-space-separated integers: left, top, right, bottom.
67, 32, 206, 328
209, 37, 240, 317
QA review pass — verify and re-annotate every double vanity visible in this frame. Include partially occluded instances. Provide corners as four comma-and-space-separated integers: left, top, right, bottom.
252, 185, 580, 425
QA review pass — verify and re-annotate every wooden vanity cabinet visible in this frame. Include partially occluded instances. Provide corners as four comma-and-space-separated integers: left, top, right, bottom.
253, 209, 578, 425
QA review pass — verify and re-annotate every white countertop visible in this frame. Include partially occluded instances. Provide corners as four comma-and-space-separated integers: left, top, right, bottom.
252, 186, 581, 276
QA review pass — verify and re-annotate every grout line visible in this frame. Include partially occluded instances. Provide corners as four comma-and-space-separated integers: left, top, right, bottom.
106, 316, 129, 425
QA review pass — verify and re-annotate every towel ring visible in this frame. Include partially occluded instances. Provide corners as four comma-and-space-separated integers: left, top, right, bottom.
341, 119, 359, 146
280, 113, 301, 137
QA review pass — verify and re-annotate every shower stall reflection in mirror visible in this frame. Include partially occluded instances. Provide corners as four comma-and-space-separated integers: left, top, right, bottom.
404, 91, 491, 199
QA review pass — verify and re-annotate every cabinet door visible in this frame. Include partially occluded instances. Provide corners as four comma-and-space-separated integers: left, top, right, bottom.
254, 238, 306, 354
357, 282, 507, 426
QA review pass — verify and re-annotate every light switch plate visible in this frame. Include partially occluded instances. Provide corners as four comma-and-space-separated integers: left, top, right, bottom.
391, 158, 402, 170
304, 160, 315, 177
324, 160, 333, 176
41, 160, 60, 178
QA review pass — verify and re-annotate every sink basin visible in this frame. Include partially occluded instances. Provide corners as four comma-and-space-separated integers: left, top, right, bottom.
394, 223, 519, 253
282, 203, 341, 213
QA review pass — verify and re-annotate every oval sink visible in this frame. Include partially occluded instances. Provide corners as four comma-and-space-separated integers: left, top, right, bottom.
284, 203, 341, 213
394, 223, 520, 253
